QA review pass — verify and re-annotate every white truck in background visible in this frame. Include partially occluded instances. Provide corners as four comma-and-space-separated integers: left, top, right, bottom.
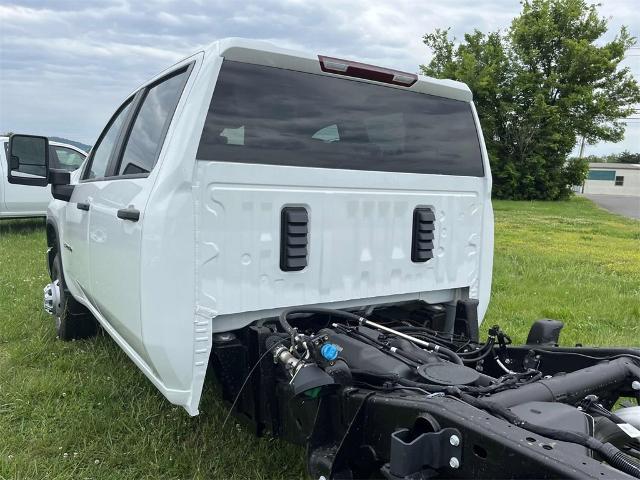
0, 136, 86, 218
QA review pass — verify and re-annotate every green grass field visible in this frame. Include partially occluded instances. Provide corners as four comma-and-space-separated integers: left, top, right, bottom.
0, 197, 638, 479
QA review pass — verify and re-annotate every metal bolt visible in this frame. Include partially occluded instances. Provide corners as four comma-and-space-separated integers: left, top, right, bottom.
449, 457, 460, 469
449, 435, 460, 447
632, 381, 640, 391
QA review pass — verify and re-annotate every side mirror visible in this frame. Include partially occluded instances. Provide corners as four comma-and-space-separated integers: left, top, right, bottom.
51, 169, 74, 202
7, 134, 50, 187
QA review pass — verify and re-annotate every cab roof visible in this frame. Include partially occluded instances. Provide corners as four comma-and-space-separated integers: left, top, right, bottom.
207, 38, 472, 103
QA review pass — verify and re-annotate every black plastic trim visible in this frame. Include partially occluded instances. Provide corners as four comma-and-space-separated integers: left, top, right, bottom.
52, 184, 75, 202
79, 172, 149, 184
280, 206, 309, 271
116, 207, 140, 222
48, 168, 70, 186
411, 207, 435, 262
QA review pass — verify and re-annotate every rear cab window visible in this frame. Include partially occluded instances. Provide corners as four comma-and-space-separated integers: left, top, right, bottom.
197, 61, 483, 177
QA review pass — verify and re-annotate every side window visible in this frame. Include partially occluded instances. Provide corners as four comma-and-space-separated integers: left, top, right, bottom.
117, 68, 189, 176
53, 146, 86, 172
84, 99, 133, 180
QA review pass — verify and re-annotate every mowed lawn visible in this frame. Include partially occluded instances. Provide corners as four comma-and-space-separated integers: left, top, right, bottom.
0, 197, 638, 479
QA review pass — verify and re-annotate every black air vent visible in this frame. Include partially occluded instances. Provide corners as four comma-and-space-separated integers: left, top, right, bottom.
411, 207, 435, 262
280, 207, 309, 271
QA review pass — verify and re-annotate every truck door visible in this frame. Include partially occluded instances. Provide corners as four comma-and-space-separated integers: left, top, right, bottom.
87, 67, 190, 359
63, 99, 135, 296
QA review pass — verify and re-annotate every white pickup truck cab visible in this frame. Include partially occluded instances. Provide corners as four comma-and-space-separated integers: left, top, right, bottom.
6, 38, 493, 416
0, 137, 86, 218
9, 39, 640, 480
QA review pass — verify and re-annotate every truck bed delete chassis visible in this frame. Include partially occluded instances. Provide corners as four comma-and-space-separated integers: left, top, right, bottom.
209, 305, 640, 479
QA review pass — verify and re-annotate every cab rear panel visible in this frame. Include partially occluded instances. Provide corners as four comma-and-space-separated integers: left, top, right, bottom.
193, 50, 493, 334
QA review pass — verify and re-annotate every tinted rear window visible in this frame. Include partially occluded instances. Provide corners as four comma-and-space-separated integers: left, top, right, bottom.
197, 61, 483, 177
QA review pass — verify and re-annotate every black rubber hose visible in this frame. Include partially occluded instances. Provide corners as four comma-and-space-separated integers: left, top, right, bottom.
432, 345, 464, 365
387, 333, 464, 366
388, 331, 464, 365
599, 443, 640, 478
460, 343, 495, 364
265, 334, 288, 351
458, 338, 495, 357
390, 335, 463, 366
279, 307, 364, 336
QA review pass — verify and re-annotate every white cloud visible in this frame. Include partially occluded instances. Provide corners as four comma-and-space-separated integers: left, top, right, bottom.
0, 0, 638, 154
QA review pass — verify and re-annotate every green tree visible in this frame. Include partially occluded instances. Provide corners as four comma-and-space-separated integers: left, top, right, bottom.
421, 0, 640, 200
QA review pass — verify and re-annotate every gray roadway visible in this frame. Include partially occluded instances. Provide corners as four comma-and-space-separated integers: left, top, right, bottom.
584, 194, 640, 220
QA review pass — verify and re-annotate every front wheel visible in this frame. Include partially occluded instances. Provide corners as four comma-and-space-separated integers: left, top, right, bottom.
44, 254, 98, 340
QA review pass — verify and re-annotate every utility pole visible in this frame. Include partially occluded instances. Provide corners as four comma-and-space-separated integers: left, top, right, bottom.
577, 136, 587, 194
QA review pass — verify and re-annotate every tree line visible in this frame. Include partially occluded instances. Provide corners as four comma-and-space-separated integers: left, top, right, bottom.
576, 150, 640, 165
422, 0, 640, 200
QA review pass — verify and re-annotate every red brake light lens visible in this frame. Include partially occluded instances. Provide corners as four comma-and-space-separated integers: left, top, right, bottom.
318, 55, 418, 87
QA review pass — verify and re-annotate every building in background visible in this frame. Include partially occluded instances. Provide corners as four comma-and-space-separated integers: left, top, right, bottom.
581, 163, 640, 196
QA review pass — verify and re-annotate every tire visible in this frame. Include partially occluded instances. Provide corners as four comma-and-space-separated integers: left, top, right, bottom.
50, 254, 98, 340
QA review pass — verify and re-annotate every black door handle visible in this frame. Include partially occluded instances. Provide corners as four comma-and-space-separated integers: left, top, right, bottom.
77, 202, 90, 211
117, 208, 140, 222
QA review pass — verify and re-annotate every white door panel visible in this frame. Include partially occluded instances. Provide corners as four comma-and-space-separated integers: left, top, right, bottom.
64, 183, 97, 292
89, 178, 150, 363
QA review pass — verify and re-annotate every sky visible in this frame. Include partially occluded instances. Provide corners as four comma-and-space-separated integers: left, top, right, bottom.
0, 0, 638, 156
